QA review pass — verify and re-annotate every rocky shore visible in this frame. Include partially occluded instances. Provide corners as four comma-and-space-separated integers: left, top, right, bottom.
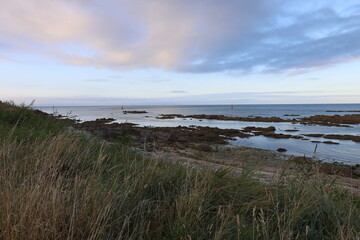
31, 105, 360, 179
26, 106, 360, 191
74, 117, 360, 179
157, 113, 360, 127
304, 134, 360, 143
78, 117, 360, 147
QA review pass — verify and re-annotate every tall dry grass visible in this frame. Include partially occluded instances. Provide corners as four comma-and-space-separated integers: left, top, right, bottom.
0, 101, 359, 239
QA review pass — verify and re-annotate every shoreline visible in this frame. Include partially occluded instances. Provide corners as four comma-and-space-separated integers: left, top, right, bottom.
76, 115, 360, 164
156, 113, 360, 127
73, 117, 360, 181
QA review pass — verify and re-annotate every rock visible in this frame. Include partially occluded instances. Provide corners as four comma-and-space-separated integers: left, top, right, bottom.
260, 132, 292, 139
158, 113, 360, 127
322, 141, 339, 145
193, 144, 213, 152
304, 134, 324, 137
323, 134, 360, 143
159, 114, 289, 123
291, 135, 304, 139
243, 126, 276, 132
277, 148, 287, 152
284, 129, 300, 132
300, 114, 360, 126
123, 111, 148, 114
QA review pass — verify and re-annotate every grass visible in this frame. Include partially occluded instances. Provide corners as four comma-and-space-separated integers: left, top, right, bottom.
0, 101, 359, 239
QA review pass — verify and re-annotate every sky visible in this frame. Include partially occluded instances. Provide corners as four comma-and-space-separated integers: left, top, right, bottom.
0, 0, 360, 106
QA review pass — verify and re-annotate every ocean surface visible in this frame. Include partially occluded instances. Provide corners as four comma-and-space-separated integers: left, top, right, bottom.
38, 104, 360, 165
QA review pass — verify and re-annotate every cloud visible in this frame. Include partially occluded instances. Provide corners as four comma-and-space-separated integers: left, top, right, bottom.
0, 55, 20, 63
170, 90, 187, 94
0, 0, 359, 74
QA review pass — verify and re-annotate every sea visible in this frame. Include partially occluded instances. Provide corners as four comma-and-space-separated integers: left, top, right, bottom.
37, 104, 360, 165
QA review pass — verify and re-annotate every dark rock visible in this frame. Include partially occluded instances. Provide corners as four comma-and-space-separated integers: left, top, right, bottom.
300, 114, 360, 126
159, 114, 289, 123
322, 141, 339, 145
243, 126, 276, 132
304, 134, 324, 137
123, 111, 148, 114
284, 129, 300, 132
277, 148, 287, 152
261, 132, 292, 139
323, 134, 360, 143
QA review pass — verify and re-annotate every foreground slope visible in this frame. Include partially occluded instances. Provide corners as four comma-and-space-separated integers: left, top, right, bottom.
0, 101, 359, 239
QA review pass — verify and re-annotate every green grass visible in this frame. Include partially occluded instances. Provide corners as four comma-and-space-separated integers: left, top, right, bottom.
0, 101, 359, 239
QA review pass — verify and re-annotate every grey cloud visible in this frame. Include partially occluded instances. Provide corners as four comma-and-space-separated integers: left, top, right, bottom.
0, 0, 359, 74
170, 90, 187, 94
181, 7, 360, 74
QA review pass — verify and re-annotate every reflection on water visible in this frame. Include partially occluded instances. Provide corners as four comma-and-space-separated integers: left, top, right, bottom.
37, 104, 360, 165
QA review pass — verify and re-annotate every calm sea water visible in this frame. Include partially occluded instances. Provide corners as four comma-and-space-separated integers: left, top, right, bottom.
38, 104, 360, 165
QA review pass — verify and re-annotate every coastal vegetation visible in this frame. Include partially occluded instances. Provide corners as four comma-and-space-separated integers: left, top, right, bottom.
0, 101, 359, 239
